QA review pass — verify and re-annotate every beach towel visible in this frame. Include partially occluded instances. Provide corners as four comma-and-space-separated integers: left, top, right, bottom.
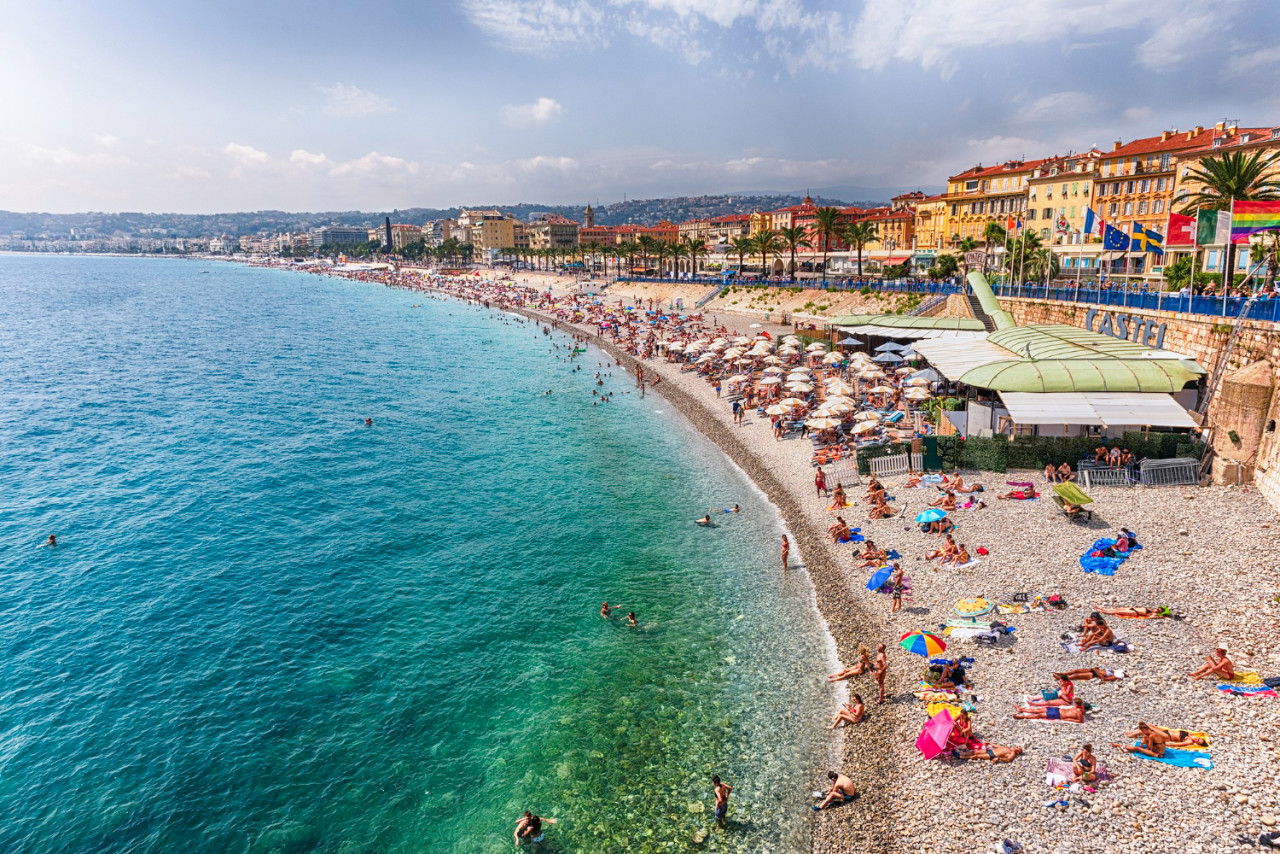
1079, 537, 1142, 576
1060, 639, 1130, 654
1045, 756, 1113, 787
926, 700, 963, 718
946, 626, 994, 640
1217, 684, 1278, 697
1151, 727, 1212, 750
1131, 746, 1213, 770
997, 602, 1048, 615
1220, 670, 1264, 685
945, 559, 981, 570
913, 689, 959, 702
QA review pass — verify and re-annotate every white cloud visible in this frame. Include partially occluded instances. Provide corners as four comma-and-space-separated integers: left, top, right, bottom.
328, 152, 419, 178
516, 155, 578, 173
965, 135, 1043, 163
1223, 44, 1280, 78
319, 83, 395, 117
616, 0, 759, 28
1014, 91, 1093, 123
289, 149, 332, 167
503, 97, 565, 127
91, 133, 119, 147
1123, 106, 1153, 123
461, 0, 603, 54
222, 142, 269, 164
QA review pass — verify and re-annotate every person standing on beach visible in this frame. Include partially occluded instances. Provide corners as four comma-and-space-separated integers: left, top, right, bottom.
889, 565, 904, 613
781, 535, 790, 572
873, 644, 888, 704
815, 466, 828, 498
711, 775, 732, 827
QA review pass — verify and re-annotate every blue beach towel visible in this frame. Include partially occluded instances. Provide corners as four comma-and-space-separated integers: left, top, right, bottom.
1131, 745, 1213, 769
1217, 684, 1278, 697
1079, 538, 1142, 576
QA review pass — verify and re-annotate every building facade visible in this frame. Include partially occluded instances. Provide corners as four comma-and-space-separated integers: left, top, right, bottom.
527, 214, 580, 250
944, 159, 1042, 244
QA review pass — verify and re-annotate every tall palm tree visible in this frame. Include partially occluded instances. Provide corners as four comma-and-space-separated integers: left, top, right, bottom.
729, 235, 754, 278
1180, 149, 1280, 289
777, 225, 811, 280
956, 236, 979, 279
620, 241, 639, 276
753, 229, 783, 280
1026, 246, 1060, 283
668, 241, 687, 278
582, 240, 604, 276
811, 206, 844, 282
841, 222, 879, 280
636, 235, 658, 277
982, 221, 1007, 275
1250, 233, 1280, 292
683, 237, 709, 279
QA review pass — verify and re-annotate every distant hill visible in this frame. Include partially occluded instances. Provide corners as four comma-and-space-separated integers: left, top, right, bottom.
0, 191, 902, 239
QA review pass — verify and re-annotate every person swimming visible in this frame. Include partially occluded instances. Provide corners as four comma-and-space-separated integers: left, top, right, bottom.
723, 504, 740, 513
626, 612, 637, 627
45, 534, 56, 547
695, 515, 713, 526
364, 418, 373, 426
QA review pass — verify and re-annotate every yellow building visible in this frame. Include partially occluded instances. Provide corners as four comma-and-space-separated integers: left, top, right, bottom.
1025, 150, 1101, 245
944, 159, 1044, 244
912, 194, 950, 252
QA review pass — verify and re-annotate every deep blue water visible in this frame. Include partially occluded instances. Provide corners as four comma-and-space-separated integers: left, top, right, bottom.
0, 255, 836, 853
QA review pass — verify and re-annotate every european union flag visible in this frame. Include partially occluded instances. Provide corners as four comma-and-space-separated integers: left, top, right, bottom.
1131, 222, 1164, 255
1103, 223, 1131, 251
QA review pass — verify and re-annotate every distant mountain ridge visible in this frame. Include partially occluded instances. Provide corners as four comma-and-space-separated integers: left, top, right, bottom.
0, 192, 898, 239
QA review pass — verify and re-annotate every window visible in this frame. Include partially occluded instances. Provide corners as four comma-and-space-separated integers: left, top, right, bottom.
1108, 203, 1119, 216
1112, 182, 1121, 194
1028, 209, 1037, 220
1029, 188, 1037, 200
1212, 138, 1223, 148
951, 204, 958, 215
1043, 207, 1052, 218
1126, 181, 1136, 193
1140, 179, 1150, 193
1062, 183, 1068, 195
1132, 158, 1140, 173
1123, 202, 1134, 215
1272, 129, 1280, 140
1072, 182, 1079, 195
1070, 206, 1076, 218
1160, 153, 1171, 170
1138, 201, 1148, 215
1041, 228, 1050, 239
1154, 200, 1164, 214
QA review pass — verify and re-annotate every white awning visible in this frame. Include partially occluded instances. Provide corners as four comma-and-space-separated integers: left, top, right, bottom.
912, 338, 1015, 380
998, 392, 1198, 428
835, 325, 989, 341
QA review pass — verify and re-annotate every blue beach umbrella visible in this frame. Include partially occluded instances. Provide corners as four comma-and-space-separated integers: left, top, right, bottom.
915, 508, 946, 524
866, 565, 893, 592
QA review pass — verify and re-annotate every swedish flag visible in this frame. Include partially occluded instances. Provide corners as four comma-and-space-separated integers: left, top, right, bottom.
1131, 222, 1164, 255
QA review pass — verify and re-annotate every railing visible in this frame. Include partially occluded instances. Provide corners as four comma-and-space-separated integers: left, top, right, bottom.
1078, 462, 1136, 489
695, 284, 725, 308
1138, 457, 1200, 487
908, 294, 950, 317
992, 283, 1280, 323
615, 275, 963, 295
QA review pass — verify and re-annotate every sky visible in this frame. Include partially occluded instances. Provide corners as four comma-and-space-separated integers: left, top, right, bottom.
1, 0, 1278, 213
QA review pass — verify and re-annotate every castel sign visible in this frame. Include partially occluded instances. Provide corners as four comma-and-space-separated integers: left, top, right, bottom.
1083, 308, 1168, 350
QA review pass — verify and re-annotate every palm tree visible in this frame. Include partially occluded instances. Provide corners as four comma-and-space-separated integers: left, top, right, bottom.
1250, 233, 1280, 292
582, 240, 604, 277
683, 237, 709, 279
841, 222, 879, 280
777, 225, 811, 280
620, 241, 639, 277
1006, 231, 1043, 282
982, 221, 1007, 275
753, 229, 783, 280
729, 236, 754, 278
669, 241, 688, 279
811, 206, 843, 282
1026, 246, 1060, 283
956, 236, 979, 279
1180, 149, 1280, 289
636, 235, 658, 277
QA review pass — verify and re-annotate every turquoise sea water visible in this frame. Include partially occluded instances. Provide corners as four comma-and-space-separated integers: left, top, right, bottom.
0, 256, 836, 853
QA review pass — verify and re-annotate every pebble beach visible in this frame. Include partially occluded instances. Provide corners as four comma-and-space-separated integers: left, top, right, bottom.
343, 264, 1280, 853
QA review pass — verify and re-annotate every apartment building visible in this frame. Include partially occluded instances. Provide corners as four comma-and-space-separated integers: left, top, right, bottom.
1025, 150, 1101, 245
527, 214, 580, 250
388, 223, 422, 250
945, 159, 1042, 243
912, 194, 950, 253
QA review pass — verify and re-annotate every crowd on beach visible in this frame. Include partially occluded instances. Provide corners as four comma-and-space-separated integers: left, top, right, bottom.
265, 259, 1280, 853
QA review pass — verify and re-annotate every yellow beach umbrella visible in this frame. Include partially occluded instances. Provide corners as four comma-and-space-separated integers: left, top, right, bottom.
807, 417, 842, 429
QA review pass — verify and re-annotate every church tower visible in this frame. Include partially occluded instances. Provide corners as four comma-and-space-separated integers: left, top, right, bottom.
584, 204, 594, 228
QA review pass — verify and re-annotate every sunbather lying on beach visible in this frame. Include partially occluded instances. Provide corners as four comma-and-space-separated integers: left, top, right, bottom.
996, 488, 1036, 500
1026, 675, 1075, 707
905, 474, 923, 488
1052, 667, 1123, 682
828, 646, 871, 681
928, 491, 956, 510
952, 475, 983, 494
1013, 698, 1086, 722
1187, 647, 1234, 681
923, 518, 955, 535
1152, 727, 1210, 748
1112, 722, 1170, 757
953, 744, 1023, 763
925, 534, 958, 562
1097, 606, 1174, 619
828, 695, 866, 728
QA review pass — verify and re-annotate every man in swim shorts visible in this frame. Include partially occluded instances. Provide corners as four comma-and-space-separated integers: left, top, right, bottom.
953, 744, 1023, 763
1052, 668, 1123, 682
1112, 722, 1171, 758
813, 770, 856, 811
873, 644, 888, 704
712, 775, 732, 826
1012, 698, 1086, 722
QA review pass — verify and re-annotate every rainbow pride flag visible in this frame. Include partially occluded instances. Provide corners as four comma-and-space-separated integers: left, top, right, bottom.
1231, 200, 1280, 243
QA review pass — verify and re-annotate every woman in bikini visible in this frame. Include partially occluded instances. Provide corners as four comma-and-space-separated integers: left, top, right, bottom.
1112, 723, 1170, 757
1071, 744, 1097, 782
856, 541, 886, 568
925, 534, 957, 562
942, 544, 971, 570
1153, 727, 1210, 749
830, 483, 849, 509
867, 494, 896, 520
827, 646, 871, 681
828, 694, 866, 728
1052, 667, 1122, 682
1097, 606, 1173, 619
1012, 698, 1087, 722
1025, 675, 1075, 707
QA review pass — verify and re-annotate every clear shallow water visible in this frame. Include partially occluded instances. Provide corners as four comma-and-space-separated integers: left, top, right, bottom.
0, 256, 836, 853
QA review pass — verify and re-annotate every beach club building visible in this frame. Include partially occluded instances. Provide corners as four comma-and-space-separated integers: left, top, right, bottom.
829, 273, 1205, 439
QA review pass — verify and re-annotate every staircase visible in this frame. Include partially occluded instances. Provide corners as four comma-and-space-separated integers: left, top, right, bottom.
695, 283, 726, 309
966, 294, 998, 332
909, 294, 949, 317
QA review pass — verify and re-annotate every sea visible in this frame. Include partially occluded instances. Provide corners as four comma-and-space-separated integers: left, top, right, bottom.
0, 255, 838, 853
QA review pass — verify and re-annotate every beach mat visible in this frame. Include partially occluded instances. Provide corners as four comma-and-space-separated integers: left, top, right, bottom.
1132, 745, 1213, 769
1220, 670, 1264, 686
1079, 537, 1142, 576
1218, 684, 1278, 697
1045, 756, 1112, 786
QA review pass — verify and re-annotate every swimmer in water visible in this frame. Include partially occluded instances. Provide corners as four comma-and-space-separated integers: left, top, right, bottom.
696, 515, 712, 526
601, 602, 621, 619
730, 504, 740, 513
365, 418, 373, 426
45, 534, 56, 547
626, 612, 637, 627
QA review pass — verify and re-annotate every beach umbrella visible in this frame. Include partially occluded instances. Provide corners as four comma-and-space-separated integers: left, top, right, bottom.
853, 420, 880, 433
866, 565, 894, 592
806, 342, 828, 352
727, 374, 751, 383
762, 366, 785, 374
909, 368, 941, 383
899, 349, 920, 360
778, 347, 800, 356
904, 377, 931, 386
762, 355, 783, 364
785, 382, 814, 392
841, 336, 863, 345
735, 358, 756, 365
749, 323, 763, 329
825, 380, 855, 396
778, 398, 808, 408
820, 400, 854, 414
895, 367, 914, 375
875, 341, 905, 352
759, 376, 782, 385
782, 335, 801, 345
868, 385, 894, 394
765, 404, 792, 415
823, 394, 856, 406
806, 417, 842, 429
916, 709, 955, 760
904, 390, 931, 401
822, 352, 847, 364
873, 352, 905, 364
854, 410, 881, 420
857, 369, 885, 380
915, 508, 947, 523
811, 407, 840, 419
787, 371, 813, 381
733, 336, 751, 345
899, 630, 946, 657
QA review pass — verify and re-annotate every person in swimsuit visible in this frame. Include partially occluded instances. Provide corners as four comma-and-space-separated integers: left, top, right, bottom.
1188, 647, 1234, 680
1112, 722, 1171, 758
364, 418, 373, 426
828, 694, 866, 728
626, 612, 637, 627
996, 488, 1033, 500
781, 535, 790, 572
867, 494, 895, 520
1012, 698, 1086, 722
695, 515, 712, 526
1052, 668, 1122, 682
815, 466, 828, 497
828, 516, 852, 543
1071, 744, 1097, 782
954, 744, 1023, 763
1056, 463, 1074, 482
45, 534, 57, 547
942, 544, 971, 570
600, 602, 614, 619
873, 644, 888, 704
1097, 606, 1172, 619
889, 566, 904, 613
514, 812, 557, 846
928, 490, 955, 510
813, 770, 856, 811
925, 534, 957, 562
1026, 675, 1075, 707
828, 646, 871, 681
1044, 464, 1058, 483
831, 484, 848, 509
712, 775, 732, 826
1078, 615, 1116, 652
1154, 727, 1210, 748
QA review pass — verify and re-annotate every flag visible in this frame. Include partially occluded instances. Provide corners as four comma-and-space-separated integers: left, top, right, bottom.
1131, 222, 1163, 255
1166, 212, 1195, 247
1083, 207, 1104, 237
1196, 209, 1231, 245
1006, 215, 1016, 232
1103, 223, 1131, 251
1055, 214, 1070, 235
1231, 200, 1280, 244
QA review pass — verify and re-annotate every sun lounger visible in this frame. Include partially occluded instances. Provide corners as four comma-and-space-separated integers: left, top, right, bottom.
1052, 493, 1092, 520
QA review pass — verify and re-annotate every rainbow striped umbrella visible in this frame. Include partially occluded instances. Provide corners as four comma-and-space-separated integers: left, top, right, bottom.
899, 631, 946, 657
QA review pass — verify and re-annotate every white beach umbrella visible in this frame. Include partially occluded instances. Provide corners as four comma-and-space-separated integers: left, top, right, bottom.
823, 394, 856, 406
778, 397, 808, 408
905, 377, 930, 386
762, 355, 783, 364
822, 352, 847, 365
857, 369, 885, 380
825, 380, 856, 396
727, 374, 751, 383
868, 385, 894, 394
765, 404, 792, 415
762, 366, 785, 374
904, 389, 931, 400
759, 376, 782, 385
853, 420, 880, 433
785, 382, 814, 392
807, 417, 842, 429
821, 401, 855, 414
806, 342, 828, 352
736, 358, 757, 365
782, 335, 801, 345
854, 410, 881, 420
787, 372, 813, 382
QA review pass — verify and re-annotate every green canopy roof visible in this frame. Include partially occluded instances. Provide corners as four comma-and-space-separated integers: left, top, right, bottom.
828, 314, 987, 331
958, 357, 1204, 393
986, 324, 1193, 362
